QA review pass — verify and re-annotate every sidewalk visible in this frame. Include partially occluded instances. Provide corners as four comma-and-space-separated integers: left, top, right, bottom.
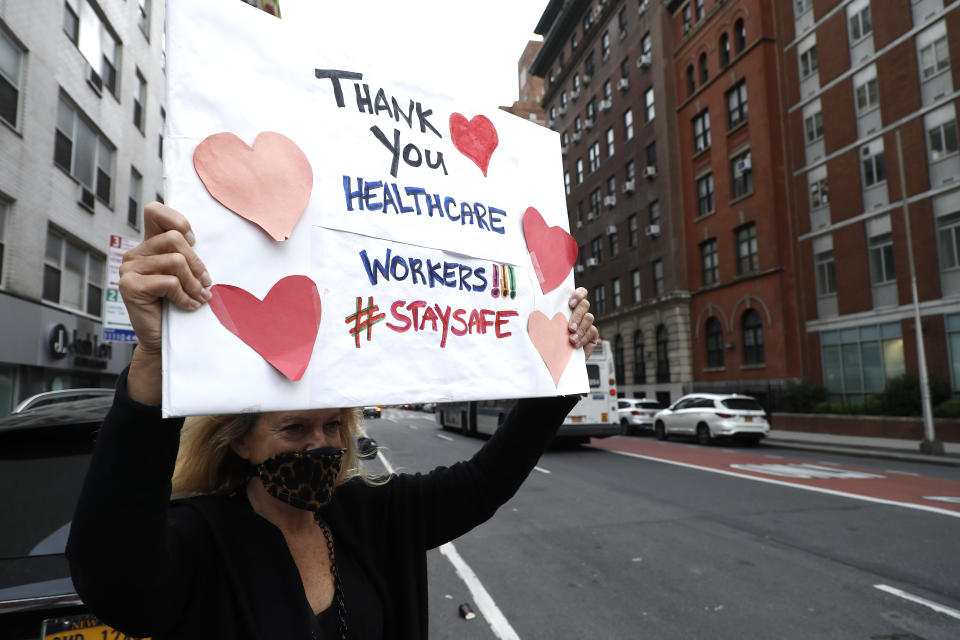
763, 430, 960, 466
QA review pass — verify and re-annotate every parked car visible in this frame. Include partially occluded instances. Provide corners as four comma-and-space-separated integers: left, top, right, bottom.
653, 393, 770, 445
363, 406, 382, 419
617, 398, 663, 434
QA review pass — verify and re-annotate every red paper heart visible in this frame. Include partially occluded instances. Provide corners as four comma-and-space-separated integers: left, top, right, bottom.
527, 311, 574, 387
194, 132, 313, 241
208, 275, 322, 381
449, 113, 498, 177
522, 207, 578, 294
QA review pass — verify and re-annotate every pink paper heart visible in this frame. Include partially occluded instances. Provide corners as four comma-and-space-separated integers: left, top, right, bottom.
527, 311, 574, 387
522, 207, 578, 294
194, 132, 312, 241
449, 113, 498, 176
208, 275, 322, 381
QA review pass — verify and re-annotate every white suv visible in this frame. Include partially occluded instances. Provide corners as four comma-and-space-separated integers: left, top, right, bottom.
617, 398, 663, 434
653, 393, 769, 445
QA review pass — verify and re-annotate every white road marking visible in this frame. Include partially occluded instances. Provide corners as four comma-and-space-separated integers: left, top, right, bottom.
604, 449, 960, 519
377, 450, 395, 475
436, 433, 454, 441
924, 496, 960, 504
886, 469, 920, 476
408, 424, 418, 430
440, 542, 521, 640
533, 466, 551, 474
874, 584, 960, 621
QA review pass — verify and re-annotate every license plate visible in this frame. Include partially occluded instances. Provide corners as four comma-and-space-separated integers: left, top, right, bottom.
571, 416, 583, 423
744, 416, 753, 422
42, 614, 150, 640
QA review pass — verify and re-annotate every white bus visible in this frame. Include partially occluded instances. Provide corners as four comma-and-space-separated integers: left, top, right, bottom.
436, 339, 621, 443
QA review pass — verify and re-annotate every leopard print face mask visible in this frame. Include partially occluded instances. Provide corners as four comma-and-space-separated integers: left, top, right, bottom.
249, 447, 345, 511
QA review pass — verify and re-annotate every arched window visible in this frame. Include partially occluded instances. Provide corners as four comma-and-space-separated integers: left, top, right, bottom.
687, 65, 695, 96
633, 329, 646, 384
656, 324, 670, 383
699, 52, 708, 84
705, 317, 724, 368
614, 334, 625, 382
734, 19, 746, 53
720, 33, 730, 67
742, 309, 764, 364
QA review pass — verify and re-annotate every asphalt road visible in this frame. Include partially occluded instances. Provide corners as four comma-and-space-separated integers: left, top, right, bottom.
365, 408, 960, 640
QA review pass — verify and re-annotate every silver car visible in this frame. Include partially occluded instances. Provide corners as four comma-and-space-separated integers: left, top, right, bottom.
653, 393, 769, 445
617, 398, 663, 434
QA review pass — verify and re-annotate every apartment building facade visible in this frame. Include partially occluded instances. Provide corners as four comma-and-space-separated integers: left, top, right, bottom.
501, 40, 547, 125
0, 0, 165, 414
531, 0, 691, 405
779, 0, 960, 402
668, 0, 804, 405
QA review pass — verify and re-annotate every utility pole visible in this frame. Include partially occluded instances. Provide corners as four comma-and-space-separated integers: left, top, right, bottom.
894, 130, 942, 455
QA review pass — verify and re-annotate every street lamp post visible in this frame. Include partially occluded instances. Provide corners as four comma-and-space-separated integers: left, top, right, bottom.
894, 130, 943, 455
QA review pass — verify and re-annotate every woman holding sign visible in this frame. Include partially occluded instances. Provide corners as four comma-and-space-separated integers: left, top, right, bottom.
67, 203, 599, 640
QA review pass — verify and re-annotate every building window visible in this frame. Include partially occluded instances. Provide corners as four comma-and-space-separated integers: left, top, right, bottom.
645, 141, 657, 170
55, 95, 116, 207
63, 0, 80, 42
734, 18, 746, 53
575, 116, 582, 133
652, 259, 664, 296
592, 235, 603, 263
693, 110, 711, 152
610, 229, 619, 259
614, 335, 625, 381
682, 4, 692, 31
720, 33, 730, 67
649, 200, 660, 227
695, 0, 705, 21
868, 232, 896, 284
159, 106, 166, 158
585, 51, 595, 78
128, 167, 142, 229
564, 171, 571, 196
587, 98, 597, 123
631, 269, 641, 303
562, 131, 569, 148
594, 284, 606, 314
621, 57, 630, 79
43, 228, 105, 316
626, 159, 636, 182
742, 309, 764, 365
656, 324, 670, 383
706, 317, 724, 368
927, 109, 959, 163
642, 32, 652, 55
606, 127, 615, 157
736, 223, 758, 274
550, 106, 557, 120
700, 239, 718, 286
848, 1, 872, 42
0, 27, 24, 129
602, 31, 611, 60
687, 65, 695, 96
588, 142, 600, 172
726, 81, 748, 128
576, 201, 584, 227
607, 175, 617, 196
803, 103, 823, 143
134, 69, 146, 132
821, 323, 905, 402
799, 42, 818, 79
698, 52, 708, 85
919, 31, 949, 80
938, 211, 960, 270
0, 201, 6, 282
624, 109, 634, 140
696, 173, 714, 216
571, 31, 578, 50
590, 189, 602, 218
810, 171, 829, 208
603, 79, 612, 101
628, 215, 638, 247
618, 7, 628, 38
815, 249, 837, 295
854, 65, 879, 114
65, 1, 120, 96
633, 329, 646, 384
730, 150, 753, 199
612, 278, 622, 309
138, 0, 151, 37
644, 87, 655, 121
795, 0, 812, 16
577, 158, 584, 184
861, 140, 886, 187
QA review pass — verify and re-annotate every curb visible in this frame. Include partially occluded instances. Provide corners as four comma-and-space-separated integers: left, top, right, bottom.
762, 439, 960, 467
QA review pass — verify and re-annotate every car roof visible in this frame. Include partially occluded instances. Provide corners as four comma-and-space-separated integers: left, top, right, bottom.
677, 393, 757, 401
0, 395, 113, 434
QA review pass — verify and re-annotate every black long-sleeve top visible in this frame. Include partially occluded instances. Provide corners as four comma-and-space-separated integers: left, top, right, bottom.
66, 370, 577, 639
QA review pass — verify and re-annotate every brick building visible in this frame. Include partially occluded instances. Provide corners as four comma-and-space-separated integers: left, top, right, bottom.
667, 0, 803, 405
530, 0, 692, 405
501, 40, 547, 126
778, 0, 960, 402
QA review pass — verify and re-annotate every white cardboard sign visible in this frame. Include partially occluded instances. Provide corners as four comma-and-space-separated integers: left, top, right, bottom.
161, 0, 586, 416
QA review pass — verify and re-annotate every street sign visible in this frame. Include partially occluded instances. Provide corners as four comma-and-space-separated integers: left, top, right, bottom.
103, 234, 139, 343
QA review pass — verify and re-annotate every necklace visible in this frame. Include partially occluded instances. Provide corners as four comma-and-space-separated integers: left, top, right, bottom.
316, 516, 349, 640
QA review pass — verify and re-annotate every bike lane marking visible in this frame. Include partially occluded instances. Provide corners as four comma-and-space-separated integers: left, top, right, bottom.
589, 437, 960, 518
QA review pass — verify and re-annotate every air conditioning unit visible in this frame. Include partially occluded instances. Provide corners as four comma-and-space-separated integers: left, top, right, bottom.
582, 74, 592, 85
558, 105, 567, 115
586, 211, 596, 220
599, 99, 612, 112
547, 119, 555, 128
645, 224, 661, 237
642, 165, 657, 179
734, 156, 752, 175
604, 195, 616, 207
572, 132, 582, 142
605, 225, 617, 236
561, 145, 568, 156
638, 0, 648, 14
570, 88, 580, 100
586, 257, 599, 267
576, 220, 583, 229
575, 264, 585, 273
549, 74, 556, 84
617, 78, 630, 91
584, 118, 595, 130
622, 179, 636, 194
638, 53, 652, 69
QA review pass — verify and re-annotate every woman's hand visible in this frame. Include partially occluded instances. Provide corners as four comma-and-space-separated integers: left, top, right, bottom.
118, 203, 210, 404
567, 287, 599, 359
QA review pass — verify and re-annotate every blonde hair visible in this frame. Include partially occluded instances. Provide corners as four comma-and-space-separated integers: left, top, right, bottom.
171, 407, 385, 498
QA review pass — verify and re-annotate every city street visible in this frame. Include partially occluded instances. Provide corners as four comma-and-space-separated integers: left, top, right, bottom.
365, 408, 960, 640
